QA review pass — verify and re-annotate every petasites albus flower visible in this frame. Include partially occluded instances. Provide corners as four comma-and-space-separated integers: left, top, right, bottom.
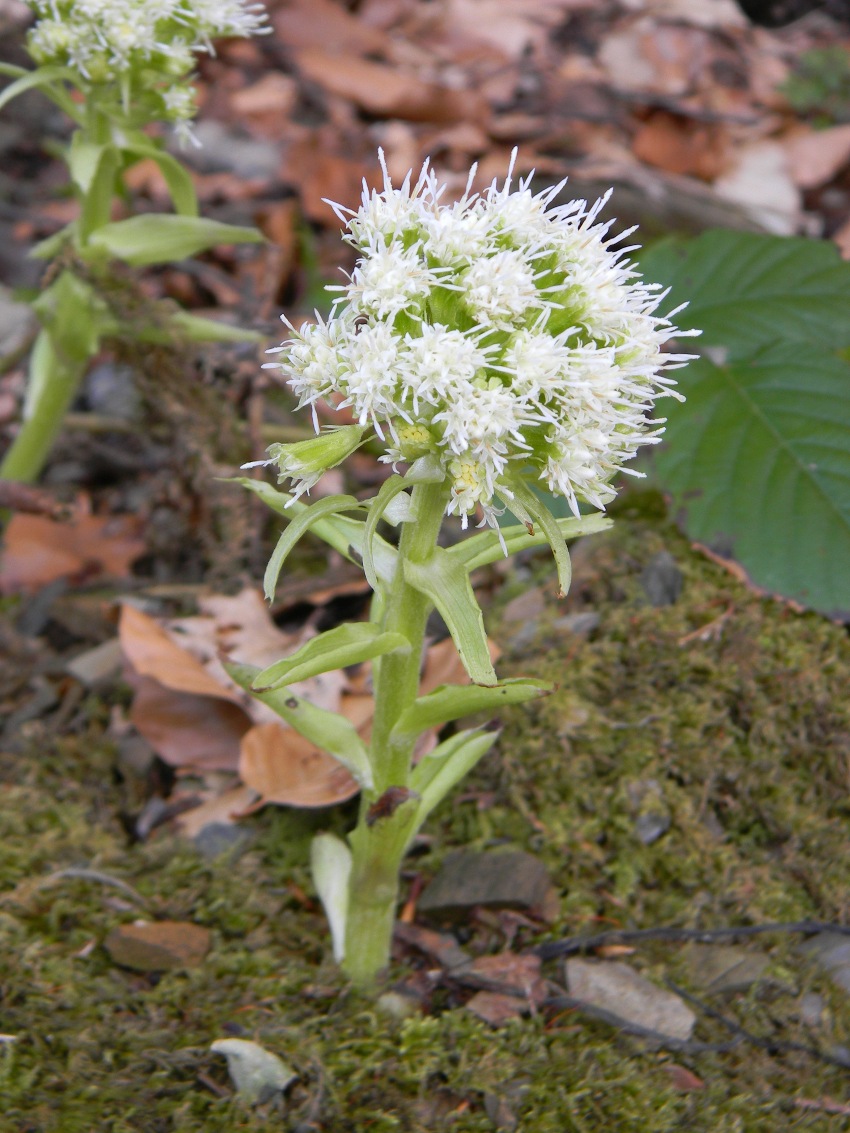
264, 151, 697, 528
25, 0, 268, 139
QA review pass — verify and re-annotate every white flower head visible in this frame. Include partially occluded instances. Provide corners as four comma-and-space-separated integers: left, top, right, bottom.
26, 0, 269, 133
267, 150, 696, 528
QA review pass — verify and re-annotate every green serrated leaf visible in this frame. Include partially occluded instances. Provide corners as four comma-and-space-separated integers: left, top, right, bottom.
404, 549, 496, 685
252, 622, 410, 690
640, 230, 850, 359
392, 678, 550, 743
87, 214, 264, 266
263, 494, 364, 600
654, 344, 850, 618
225, 660, 373, 788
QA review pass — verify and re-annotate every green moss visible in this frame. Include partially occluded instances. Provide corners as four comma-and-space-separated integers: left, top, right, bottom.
3, 516, 850, 1128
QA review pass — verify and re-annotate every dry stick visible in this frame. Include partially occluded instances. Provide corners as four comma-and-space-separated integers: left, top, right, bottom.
665, 979, 850, 1071
535, 920, 850, 961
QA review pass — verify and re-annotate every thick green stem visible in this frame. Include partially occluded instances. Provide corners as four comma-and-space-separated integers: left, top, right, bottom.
0, 331, 88, 483
341, 480, 447, 987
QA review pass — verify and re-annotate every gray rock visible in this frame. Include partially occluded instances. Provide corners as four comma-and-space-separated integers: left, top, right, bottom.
798, 992, 825, 1027
0, 285, 34, 360
799, 932, 850, 994
634, 811, 671, 845
194, 821, 255, 861
84, 362, 142, 421
418, 850, 556, 920
640, 551, 683, 607
183, 120, 280, 180
566, 958, 696, 1040
551, 611, 600, 637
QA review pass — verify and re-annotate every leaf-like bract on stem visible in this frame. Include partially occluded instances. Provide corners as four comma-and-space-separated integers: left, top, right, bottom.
263, 494, 364, 600
404, 549, 497, 686
225, 660, 374, 789
252, 622, 410, 691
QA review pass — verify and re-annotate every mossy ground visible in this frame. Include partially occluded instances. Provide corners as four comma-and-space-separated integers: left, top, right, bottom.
3, 505, 850, 1131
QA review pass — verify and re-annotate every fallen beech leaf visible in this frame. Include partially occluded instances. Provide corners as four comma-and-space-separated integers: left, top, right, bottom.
273, 0, 388, 56
783, 124, 850, 190
665, 1064, 705, 1092
632, 112, 727, 180
230, 72, 298, 118
129, 674, 249, 771
295, 49, 485, 125
120, 605, 238, 701
174, 785, 258, 838
239, 721, 359, 807
465, 990, 527, 1026
1, 511, 145, 594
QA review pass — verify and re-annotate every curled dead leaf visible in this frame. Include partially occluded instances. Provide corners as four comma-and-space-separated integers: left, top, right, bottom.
239, 722, 359, 808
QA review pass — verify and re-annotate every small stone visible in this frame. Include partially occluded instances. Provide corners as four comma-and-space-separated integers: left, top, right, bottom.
376, 991, 420, 1021
193, 822, 255, 861
551, 611, 600, 637
210, 1038, 296, 1105
566, 958, 696, 1040
799, 932, 850, 994
501, 588, 545, 625
687, 945, 769, 995
185, 120, 280, 179
640, 551, 683, 606
798, 992, 825, 1027
104, 920, 211, 971
634, 811, 670, 845
66, 638, 124, 688
83, 362, 142, 421
418, 851, 556, 920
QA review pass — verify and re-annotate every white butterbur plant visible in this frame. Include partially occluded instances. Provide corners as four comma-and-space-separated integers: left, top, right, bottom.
0, 0, 268, 485
232, 152, 696, 988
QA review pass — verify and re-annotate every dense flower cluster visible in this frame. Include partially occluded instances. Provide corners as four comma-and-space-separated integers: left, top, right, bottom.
26, 0, 268, 138
267, 152, 695, 527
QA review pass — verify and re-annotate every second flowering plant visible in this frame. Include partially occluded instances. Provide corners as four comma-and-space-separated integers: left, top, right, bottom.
233, 152, 695, 988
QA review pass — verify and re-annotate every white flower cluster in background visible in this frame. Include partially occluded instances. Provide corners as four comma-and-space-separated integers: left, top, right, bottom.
268, 152, 696, 528
26, 0, 268, 137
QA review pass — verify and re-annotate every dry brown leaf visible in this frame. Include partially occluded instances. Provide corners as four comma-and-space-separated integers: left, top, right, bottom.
120, 604, 238, 701
632, 112, 727, 180
0, 510, 145, 594
273, 0, 389, 57
239, 721, 359, 807
832, 216, 850, 261
174, 785, 258, 838
441, 0, 576, 60
295, 49, 484, 125
128, 673, 249, 771
783, 124, 850, 190
420, 635, 500, 696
